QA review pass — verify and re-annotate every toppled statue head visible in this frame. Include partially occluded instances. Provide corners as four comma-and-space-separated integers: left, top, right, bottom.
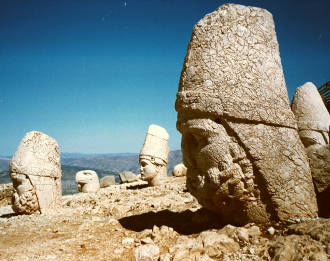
10, 131, 62, 214
172, 163, 187, 177
139, 124, 169, 186
175, 4, 317, 224
75, 170, 100, 193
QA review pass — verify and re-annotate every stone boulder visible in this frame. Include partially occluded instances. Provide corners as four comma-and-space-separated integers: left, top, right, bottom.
119, 171, 139, 184
172, 163, 187, 177
10, 131, 62, 214
100, 175, 116, 188
175, 4, 317, 224
75, 170, 100, 193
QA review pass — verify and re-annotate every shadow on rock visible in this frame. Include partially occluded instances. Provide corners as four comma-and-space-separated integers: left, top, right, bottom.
119, 208, 228, 235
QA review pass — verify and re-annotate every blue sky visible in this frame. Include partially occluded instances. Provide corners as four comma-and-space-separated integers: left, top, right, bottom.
0, 0, 329, 155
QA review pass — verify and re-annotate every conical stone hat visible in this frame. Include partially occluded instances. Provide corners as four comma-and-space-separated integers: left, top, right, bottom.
291, 82, 330, 133
140, 124, 169, 163
175, 4, 297, 128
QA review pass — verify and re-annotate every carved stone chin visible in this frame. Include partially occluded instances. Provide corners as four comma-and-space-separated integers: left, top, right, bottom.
10, 131, 62, 214
139, 125, 169, 186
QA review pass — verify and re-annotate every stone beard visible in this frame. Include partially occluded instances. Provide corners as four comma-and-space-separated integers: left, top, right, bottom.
175, 4, 318, 223
139, 155, 167, 186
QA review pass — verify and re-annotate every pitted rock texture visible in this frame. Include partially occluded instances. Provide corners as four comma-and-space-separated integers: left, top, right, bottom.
10, 131, 62, 214
175, 4, 317, 224
307, 145, 330, 217
291, 82, 330, 148
291, 82, 330, 217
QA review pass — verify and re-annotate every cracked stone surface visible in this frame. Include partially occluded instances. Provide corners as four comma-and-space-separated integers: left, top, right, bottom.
291, 82, 330, 217
9, 131, 62, 214
175, 4, 317, 224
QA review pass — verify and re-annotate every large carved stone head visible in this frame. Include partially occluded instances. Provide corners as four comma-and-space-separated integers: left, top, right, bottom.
291, 82, 330, 149
10, 131, 62, 214
139, 124, 169, 186
175, 4, 317, 223
75, 170, 100, 193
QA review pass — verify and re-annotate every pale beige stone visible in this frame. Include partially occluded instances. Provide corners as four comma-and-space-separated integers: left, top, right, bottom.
75, 170, 100, 193
175, 4, 317, 223
291, 82, 330, 217
291, 82, 330, 148
100, 175, 116, 188
10, 131, 62, 214
172, 163, 187, 177
139, 125, 169, 186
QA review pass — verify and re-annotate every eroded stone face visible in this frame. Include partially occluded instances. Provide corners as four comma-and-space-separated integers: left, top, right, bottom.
75, 170, 100, 193
10, 131, 62, 214
139, 125, 169, 186
176, 4, 317, 223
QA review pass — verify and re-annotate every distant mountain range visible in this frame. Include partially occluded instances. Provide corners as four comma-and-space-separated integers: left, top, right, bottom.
0, 150, 183, 194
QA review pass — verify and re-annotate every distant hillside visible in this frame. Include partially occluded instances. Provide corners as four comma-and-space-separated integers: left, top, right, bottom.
0, 166, 119, 195
0, 159, 10, 172
0, 150, 182, 195
62, 150, 182, 175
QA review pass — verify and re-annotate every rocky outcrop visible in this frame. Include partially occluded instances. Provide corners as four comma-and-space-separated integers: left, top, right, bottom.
10, 131, 62, 214
175, 4, 317, 224
0, 176, 329, 261
75, 170, 100, 193
139, 125, 169, 186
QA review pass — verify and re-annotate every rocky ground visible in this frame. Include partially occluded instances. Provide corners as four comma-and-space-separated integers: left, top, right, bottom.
0, 178, 329, 261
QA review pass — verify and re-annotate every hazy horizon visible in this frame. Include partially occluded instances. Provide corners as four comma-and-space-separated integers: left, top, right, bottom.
1, 0, 329, 155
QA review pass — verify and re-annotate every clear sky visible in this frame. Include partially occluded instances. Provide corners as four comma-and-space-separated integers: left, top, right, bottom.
0, 0, 329, 156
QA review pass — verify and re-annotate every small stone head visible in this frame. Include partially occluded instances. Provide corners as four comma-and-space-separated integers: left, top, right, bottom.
10, 131, 62, 214
172, 163, 187, 177
75, 170, 100, 193
139, 125, 169, 186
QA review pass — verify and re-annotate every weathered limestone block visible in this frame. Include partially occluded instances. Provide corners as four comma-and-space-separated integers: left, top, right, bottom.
75, 170, 100, 193
172, 163, 187, 177
119, 171, 139, 184
291, 82, 330, 147
139, 124, 169, 186
100, 175, 116, 188
291, 82, 330, 217
10, 131, 62, 214
175, 4, 317, 224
